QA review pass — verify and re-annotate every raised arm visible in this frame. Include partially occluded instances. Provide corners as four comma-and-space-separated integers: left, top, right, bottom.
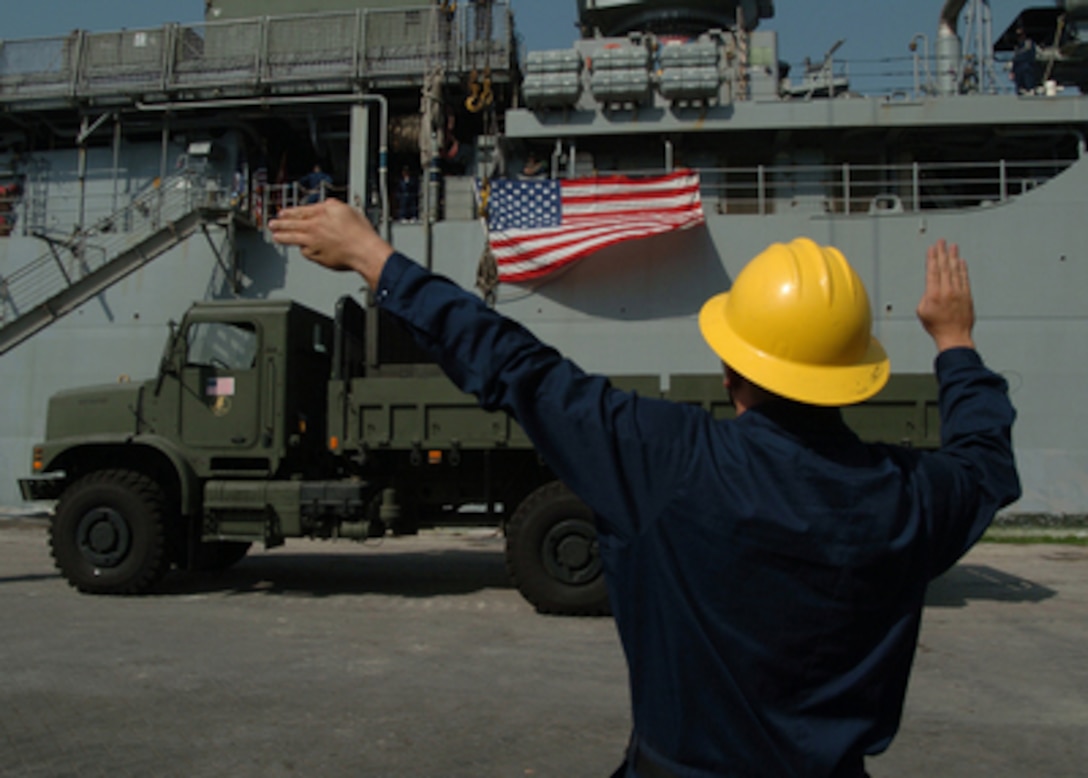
912, 240, 1020, 575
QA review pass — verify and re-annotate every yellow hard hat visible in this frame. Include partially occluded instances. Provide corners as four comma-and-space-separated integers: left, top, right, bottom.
699, 237, 890, 406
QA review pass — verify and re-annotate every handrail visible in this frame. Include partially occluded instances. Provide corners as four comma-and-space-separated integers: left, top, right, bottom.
0, 3, 513, 106
589, 158, 1076, 215
0, 166, 229, 329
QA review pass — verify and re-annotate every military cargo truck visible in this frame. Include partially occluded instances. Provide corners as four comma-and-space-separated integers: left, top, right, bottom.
18, 287, 940, 615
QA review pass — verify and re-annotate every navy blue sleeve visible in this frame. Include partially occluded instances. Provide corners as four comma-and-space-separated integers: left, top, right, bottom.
374, 253, 697, 539
920, 347, 1020, 576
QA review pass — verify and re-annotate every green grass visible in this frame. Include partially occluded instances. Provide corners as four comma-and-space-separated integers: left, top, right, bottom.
982, 530, 1088, 545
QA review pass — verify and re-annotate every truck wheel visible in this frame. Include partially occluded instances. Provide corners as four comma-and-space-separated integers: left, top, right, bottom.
193, 541, 251, 572
50, 469, 171, 594
505, 481, 610, 616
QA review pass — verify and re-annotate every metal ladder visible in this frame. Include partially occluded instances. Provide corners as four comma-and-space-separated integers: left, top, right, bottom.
0, 168, 236, 356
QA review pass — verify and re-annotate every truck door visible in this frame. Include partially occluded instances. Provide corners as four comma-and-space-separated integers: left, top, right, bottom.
179, 319, 262, 454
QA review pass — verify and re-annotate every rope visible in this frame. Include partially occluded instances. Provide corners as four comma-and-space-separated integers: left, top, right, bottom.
1043, 14, 1066, 84
475, 243, 498, 306
474, 176, 497, 305
477, 177, 491, 217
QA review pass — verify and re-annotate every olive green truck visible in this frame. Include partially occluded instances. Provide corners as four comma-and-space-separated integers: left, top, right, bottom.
18, 295, 940, 615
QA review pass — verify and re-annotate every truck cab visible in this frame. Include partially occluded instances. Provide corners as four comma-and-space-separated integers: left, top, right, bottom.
19, 298, 370, 595
152, 299, 335, 480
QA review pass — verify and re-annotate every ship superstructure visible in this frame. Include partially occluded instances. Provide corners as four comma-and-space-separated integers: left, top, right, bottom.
2, 0, 1088, 519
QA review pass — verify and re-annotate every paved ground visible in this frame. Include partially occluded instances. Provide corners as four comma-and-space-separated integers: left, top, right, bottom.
1, 519, 1086, 777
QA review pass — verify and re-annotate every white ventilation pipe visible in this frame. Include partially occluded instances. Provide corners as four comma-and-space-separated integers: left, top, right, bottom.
936, 0, 969, 95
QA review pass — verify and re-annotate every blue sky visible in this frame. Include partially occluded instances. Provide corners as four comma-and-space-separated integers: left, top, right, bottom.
1, 1, 1033, 94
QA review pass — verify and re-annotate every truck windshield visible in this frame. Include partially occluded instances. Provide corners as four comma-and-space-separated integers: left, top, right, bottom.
186, 321, 257, 370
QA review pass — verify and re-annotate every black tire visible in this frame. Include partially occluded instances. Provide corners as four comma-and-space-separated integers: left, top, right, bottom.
50, 469, 171, 594
505, 481, 610, 616
192, 541, 251, 572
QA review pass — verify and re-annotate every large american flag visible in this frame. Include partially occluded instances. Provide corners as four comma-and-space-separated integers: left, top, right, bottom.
485, 170, 705, 282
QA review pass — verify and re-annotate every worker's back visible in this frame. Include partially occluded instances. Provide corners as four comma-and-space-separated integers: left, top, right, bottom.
594, 351, 1018, 777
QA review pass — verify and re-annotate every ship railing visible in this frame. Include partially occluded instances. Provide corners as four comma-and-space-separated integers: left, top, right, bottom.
5, 165, 339, 242
678, 159, 1074, 215
247, 181, 351, 228
10, 166, 221, 240
246, 156, 1075, 231
0, 166, 229, 328
0, 3, 513, 104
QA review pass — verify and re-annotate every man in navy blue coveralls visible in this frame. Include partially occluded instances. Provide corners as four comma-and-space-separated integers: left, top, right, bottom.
270, 200, 1020, 778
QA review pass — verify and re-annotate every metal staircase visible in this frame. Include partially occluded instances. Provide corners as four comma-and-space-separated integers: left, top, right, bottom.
0, 169, 239, 356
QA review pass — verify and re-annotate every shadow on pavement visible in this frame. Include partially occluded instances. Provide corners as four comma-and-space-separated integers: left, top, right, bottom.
0, 572, 61, 585
157, 546, 514, 599
925, 563, 1056, 608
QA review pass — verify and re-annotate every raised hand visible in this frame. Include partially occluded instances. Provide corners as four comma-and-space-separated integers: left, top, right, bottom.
269, 199, 394, 288
916, 239, 976, 353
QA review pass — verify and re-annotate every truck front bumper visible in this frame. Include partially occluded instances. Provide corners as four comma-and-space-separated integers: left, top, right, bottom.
18, 473, 67, 502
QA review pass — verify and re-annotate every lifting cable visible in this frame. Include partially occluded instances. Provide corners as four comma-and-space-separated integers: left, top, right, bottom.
465, 2, 495, 113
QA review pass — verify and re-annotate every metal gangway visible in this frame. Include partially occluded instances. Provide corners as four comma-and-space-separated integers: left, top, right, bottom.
0, 169, 239, 355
